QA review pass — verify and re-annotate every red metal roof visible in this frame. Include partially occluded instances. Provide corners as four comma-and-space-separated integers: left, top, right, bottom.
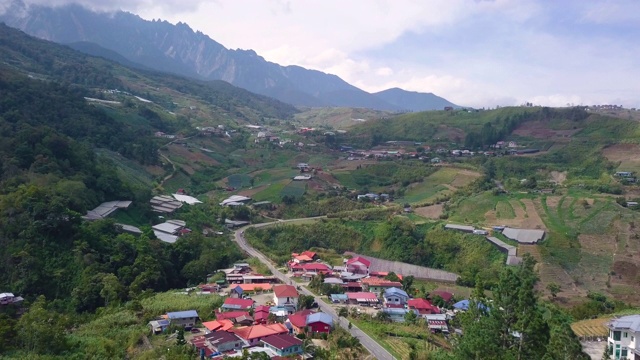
274, 285, 298, 298
231, 323, 288, 340
346, 292, 378, 300
346, 256, 371, 267
202, 319, 234, 332
287, 309, 314, 328
261, 334, 303, 350
222, 298, 254, 309
301, 263, 331, 271
216, 310, 251, 320
300, 251, 317, 259
408, 298, 434, 309
431, 290, 454, 302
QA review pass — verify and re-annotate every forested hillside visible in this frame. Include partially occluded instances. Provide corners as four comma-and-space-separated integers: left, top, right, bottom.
0, 23, 263, 357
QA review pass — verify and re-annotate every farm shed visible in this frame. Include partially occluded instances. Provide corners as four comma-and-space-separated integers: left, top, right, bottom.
444, 224, 475, 233
502, 228, 545, 244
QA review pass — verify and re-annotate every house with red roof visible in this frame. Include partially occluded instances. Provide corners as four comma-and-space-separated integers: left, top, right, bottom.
430, 290, 454, 303
286, 309, 314, 335
346, 256, 371, 274
306, 312, 333, 333
301, 263, 332, 273
300, 251, 317, 260
273, 285, 298, 308
346, 292, 379, 305
231, 323, 288, 346
408, 298, 440, 315
261, 334, 303, 357
202, 319, 234, 333
361, 277, 403, 293
288, 262, 305, 273
221, 298, 254, 312
216, 310, 251, 321
293, 254, 313, 263
254, 305, 271, 325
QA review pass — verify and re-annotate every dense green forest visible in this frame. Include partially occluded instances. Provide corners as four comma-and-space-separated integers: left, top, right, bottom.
245, 218, 505, 287
0, 25, 258, 357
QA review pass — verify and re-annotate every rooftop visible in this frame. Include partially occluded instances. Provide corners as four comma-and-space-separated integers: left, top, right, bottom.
274, 285, 298, 298
231, 323, 288, 340
444, 224, 475, 232
287, 309, 314, 328
202, 319, 234, 332
502, 227, 545, 244
222, 298, 254, 309
167, 310, 198, 319
609, 315, 640, 332
384, 287, 409, 298
346, 256, 371, 267
261, 334, 303, 350
307, 312, 333, 326
203, 331, 244, 346
220, 195, 251, 206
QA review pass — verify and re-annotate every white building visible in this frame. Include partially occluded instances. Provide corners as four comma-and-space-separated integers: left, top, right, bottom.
607, 315, 640, 359
273, 285, 298, 308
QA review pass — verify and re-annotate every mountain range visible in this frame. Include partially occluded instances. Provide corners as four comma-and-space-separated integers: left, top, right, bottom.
0, 0, 459, 112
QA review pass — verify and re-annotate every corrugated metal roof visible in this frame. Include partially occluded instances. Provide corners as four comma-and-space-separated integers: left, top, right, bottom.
167, 310, 198, 319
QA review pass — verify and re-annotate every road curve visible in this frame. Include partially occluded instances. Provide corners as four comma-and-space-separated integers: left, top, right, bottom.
233, 220, 396, 360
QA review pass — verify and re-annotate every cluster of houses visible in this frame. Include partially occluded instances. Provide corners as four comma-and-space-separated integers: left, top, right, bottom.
286, 252, 460, 332
149, 283, 331, 359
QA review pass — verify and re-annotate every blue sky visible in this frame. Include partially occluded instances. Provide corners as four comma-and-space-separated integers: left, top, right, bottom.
12, 0, 640, 108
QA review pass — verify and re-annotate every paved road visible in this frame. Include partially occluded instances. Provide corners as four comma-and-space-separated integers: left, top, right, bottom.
233, 222, 396, 360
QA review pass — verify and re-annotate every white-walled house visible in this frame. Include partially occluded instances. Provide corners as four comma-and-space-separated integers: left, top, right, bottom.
273, 285, 298, 308
607, 315, 640, 359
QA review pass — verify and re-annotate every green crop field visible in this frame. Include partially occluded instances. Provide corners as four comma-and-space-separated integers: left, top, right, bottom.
281, 181, 307, 198
227, 174, 252, 189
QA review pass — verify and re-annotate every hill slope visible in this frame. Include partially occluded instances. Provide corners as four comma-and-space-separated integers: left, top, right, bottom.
0, 1, 457, 111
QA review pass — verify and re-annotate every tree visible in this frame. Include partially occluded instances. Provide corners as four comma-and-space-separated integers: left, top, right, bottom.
542, 321, 590, 360
384, 274, 406, 282
100, 273, 124, 307
16, 296, 68, 355
0, 314, 17, 353
176, 329, 186, 346
338, 307, 349, 317
602, 345, 612, 360
546, 283, 561, 299
402, 275, 415, 293
404, 310, 418, 325
298, 294, 315, 310
455, 254, 550, 360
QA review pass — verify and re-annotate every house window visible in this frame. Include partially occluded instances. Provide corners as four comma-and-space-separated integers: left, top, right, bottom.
622, 348, 627, 357
632, 336, 635, 342
614, 331, 621, 341
624, 332, 628, 338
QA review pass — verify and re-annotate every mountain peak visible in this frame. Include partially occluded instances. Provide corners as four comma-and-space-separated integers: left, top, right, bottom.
0, 2, 459, 111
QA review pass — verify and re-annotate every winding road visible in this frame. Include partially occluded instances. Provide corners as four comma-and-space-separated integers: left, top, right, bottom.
233, 219, 396, 360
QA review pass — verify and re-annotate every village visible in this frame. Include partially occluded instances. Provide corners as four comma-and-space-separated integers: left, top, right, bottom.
143, 249, 473, 359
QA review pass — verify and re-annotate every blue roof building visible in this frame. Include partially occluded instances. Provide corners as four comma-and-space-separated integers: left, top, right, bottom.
453, 300, 488, 312
330, 294, 348, 303
384, 287, 409, 307
306, 312, 333, 327
166, 310, 199, 328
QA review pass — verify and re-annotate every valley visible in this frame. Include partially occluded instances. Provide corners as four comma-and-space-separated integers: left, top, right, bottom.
1, 14, 640, 360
